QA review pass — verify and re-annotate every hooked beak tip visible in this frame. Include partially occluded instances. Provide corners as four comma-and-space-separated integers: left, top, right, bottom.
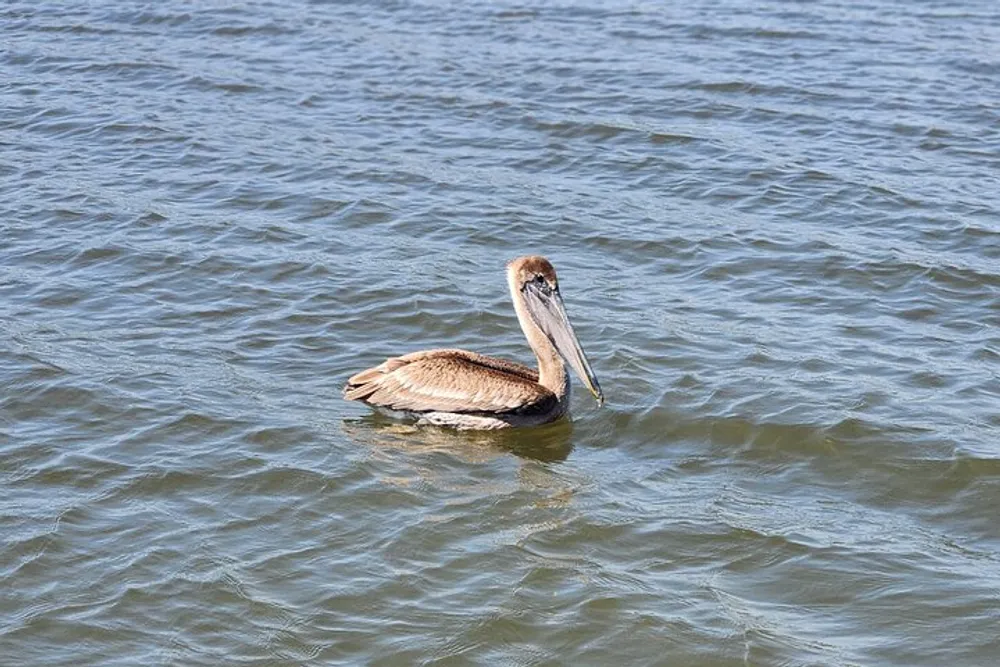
592, 388, 605, 406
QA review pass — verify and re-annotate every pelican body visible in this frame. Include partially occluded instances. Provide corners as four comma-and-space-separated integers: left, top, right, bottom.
344, 256, 603, 430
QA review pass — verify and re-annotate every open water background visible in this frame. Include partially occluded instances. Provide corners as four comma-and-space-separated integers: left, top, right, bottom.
2, 1, 999, 664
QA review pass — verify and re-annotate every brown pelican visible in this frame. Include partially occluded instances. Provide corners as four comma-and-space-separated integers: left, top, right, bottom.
344, 255, 604, 429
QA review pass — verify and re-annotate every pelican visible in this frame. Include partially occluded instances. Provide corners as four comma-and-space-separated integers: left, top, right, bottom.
344, 255, 604, 429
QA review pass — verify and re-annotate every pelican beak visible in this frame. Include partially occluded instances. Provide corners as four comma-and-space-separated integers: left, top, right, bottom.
522, 282, 604, 405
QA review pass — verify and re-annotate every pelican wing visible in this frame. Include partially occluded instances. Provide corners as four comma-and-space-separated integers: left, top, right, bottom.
343, 349, 552, 414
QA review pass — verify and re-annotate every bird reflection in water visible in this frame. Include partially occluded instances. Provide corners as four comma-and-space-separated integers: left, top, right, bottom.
341, 412, 575, 464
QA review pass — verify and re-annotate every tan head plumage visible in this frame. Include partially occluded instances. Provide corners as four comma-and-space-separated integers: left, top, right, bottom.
507, 255, 559, 291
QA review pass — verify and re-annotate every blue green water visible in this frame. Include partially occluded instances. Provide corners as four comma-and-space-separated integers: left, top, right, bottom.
2, 1, 999, 664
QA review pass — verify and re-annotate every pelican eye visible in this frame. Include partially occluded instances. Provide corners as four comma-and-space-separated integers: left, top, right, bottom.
525, 274, 556, 295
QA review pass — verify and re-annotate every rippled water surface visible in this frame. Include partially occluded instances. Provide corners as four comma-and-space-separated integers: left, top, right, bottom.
3, 1, 999, 664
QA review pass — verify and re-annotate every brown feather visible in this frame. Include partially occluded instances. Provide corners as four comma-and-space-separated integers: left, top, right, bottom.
343, 349, 551, 414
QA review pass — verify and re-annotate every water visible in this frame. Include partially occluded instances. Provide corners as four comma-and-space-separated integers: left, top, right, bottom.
2, 0, 999, 664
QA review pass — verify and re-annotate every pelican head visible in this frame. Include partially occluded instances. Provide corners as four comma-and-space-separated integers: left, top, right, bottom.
507, 256, 604, 405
